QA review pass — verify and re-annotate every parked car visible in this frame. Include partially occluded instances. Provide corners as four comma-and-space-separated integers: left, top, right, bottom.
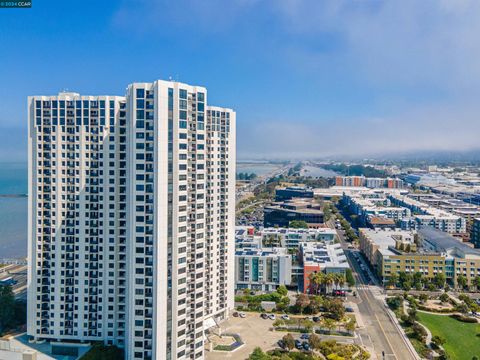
261, 313, 268, 319
295, 340, 302, 349
239, 312, 246, 318
303, 342, 310, 351
281, 314, 290, 321
268, 313, 276, 320
232, 312, 239, 317
333, 290, 346, 297
312, 316, 321, 323
345, 307, 354, 313
277, 340, 286, 349
300, 333, 310, 340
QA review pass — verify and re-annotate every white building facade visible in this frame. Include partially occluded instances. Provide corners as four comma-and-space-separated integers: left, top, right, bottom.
28, 80, 235, 360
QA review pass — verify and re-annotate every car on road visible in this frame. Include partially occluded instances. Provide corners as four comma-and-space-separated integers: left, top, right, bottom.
239, 312, 246, 318
281, 314, 290, 321
333, 290, 346, 297
261, 313, 268, 319
268, 313, 276, 320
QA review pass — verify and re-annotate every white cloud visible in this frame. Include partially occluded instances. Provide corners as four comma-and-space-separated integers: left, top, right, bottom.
117, 0, 480, 159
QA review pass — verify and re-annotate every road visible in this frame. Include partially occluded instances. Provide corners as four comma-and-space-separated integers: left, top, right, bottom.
332, 221, 417, 360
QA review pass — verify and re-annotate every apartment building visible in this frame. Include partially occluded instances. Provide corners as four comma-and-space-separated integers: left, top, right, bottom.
28, 80, 235, 360
235, 248, 292, 292
359, 227, 480, 287
389, 194, 466, 234
261, 227, 336, 248
300, 242, 350, 294
335, 176, 404, 189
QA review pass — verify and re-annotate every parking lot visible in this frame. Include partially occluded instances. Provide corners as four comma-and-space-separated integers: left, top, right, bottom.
205, 312, 285, 359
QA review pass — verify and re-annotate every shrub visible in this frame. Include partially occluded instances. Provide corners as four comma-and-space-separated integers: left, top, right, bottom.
449, 314, 477, 323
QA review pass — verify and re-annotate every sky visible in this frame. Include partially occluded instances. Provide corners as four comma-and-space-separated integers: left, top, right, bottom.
1, 0, 480, 161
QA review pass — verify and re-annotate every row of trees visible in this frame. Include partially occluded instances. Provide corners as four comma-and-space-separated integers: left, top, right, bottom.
294, 294, 346, 320
386, 271, 480, 291
308, 272, 346, 295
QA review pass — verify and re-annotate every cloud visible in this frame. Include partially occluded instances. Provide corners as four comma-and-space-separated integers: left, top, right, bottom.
6, 0, 478, 161
238, 100, 480, 159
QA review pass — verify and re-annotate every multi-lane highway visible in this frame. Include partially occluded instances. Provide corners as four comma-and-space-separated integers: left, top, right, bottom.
333, 223, 418, 360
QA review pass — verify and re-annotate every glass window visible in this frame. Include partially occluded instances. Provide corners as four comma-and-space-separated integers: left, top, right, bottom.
197, 92, 204, 102
136, 88, 144, 98
179, 89, 187, 99
136, 99, 144, 109
179, 110, 187, 120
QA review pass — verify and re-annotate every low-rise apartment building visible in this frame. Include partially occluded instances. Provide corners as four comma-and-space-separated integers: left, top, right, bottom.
235, 248, 292, 292
261, 227, 336, 248
359, 227, 480, 287
389, 194, 467, 234
300, 242, 349, 293
335, 176, 404, 188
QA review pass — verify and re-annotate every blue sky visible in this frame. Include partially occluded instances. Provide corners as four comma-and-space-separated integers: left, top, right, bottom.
1, 0, 480, 160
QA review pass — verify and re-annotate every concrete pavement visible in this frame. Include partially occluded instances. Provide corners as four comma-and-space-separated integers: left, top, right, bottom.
334, 220, 418, 360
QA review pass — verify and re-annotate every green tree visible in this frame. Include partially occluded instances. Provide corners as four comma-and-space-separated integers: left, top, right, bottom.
457, 275, 468, 290
345, 318, 356, 335
323, 204, 332, 221
277, 284, 288, 296
413, 272, 423, 290
0, 285, 15, 335
248, 347, 271, 360
289, 220, 309, 229
309, 333, 322, 350
295, 293, 311, 314
345, 268, 355, 287
473, 276, 480, 291
434, 273, 446, 289
326, 299, 345, 321
322, 318, 336, 334
439, 292, 450, 303
387, 273, 398, 288
282, 333, 295, 351
431, 335, 446, 347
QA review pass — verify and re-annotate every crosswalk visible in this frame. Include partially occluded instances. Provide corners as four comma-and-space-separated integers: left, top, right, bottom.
356, 285, 384, 296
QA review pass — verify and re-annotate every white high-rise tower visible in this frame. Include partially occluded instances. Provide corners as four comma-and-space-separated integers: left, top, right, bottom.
27, 80, 235, 360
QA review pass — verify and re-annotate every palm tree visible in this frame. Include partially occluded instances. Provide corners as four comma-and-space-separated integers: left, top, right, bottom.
337, 273, 345, 291
325, 273, 335, 294
309, 272, 325, 295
